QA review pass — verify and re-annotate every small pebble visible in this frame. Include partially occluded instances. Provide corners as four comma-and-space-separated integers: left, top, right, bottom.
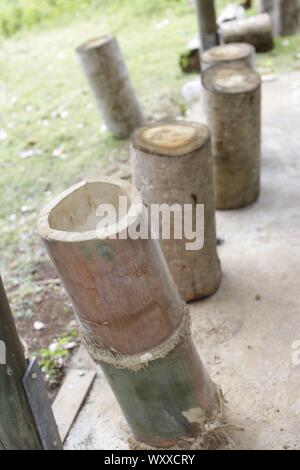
33, 321, 46, 331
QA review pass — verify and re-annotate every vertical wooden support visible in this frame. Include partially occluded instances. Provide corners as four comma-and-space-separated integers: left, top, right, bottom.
0, 276, 42, 450
280, 0, 300, 35
203, 65, 261, 210
76, 35, 145, 139
259, 0, 300, 36
195, 0, 219, 51
201, 43, 256, 72
220, 13, 274, 52
38, 178, 223, 448
131, 121, 221, 302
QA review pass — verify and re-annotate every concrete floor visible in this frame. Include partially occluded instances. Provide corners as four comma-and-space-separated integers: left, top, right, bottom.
64, 72, 300, 450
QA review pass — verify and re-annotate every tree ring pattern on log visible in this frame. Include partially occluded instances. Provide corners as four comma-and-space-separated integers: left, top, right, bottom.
201, 43, 255, 72
202, 65, 261, 94
131, 121, 210, 157
80, 304, 191, 371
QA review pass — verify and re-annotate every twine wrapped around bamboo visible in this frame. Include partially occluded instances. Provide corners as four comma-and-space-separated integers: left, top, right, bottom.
38, 177, 223, 448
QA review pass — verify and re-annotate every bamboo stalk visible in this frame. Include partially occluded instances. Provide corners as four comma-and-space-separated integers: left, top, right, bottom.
38, 177, 222, 448
76, 35, 145, 139
131, 121, 222, 302
203, 65, 261, 210
0, 276, 42, 450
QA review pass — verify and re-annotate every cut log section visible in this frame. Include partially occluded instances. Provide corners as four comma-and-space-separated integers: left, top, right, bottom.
76, 35, 145, 139
201, 43, 256, 72
202, 65, 261, 210
38, 177, 223, 448
220, 13, 274, 52
259, 0, 300, 36
131, 121, 222, 302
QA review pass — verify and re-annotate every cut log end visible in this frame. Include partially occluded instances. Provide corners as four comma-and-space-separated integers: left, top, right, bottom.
201, 43, 255, 71
131, 121, 210, 157
202, 65, 261, 95
76, 34, 113, 53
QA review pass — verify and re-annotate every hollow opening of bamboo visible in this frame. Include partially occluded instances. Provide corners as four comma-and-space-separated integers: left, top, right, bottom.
39, 179, 142, 241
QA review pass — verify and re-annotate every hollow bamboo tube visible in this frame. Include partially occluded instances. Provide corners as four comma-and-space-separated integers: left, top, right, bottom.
203, 65, 261, 210
38, 177, 221, 448
76, 35, 145, 139
201, 43, 256, 72
131, 121, 221, 302
0, 276, 42, 450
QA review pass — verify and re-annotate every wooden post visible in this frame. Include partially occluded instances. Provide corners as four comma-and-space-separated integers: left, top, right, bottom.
76, 35, 145, 139
195, 0, 219, 51
201, 43, 255, 72
38, 178, 223, 448
0, 276, 42, 450
203, 65, 261, 210
259, 0, 300, 36
131, 121, 221, 303
280, 0, 300, 34
220, 13, 274, 52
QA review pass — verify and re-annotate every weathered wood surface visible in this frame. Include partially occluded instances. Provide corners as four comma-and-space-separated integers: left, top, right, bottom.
201, 43, 255, 72
131, 121, 221, 302
0, 276, 42, 450
221, 13, 274, 52
195, 0, 219, 51
259, 0, 300, 36
52, 369, 96, 442
76, 35, 145, 139
38, 177, 221, 447
203, 65, 261, 210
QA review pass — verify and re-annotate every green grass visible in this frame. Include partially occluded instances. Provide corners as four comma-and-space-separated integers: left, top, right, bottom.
0, 0, 300, 285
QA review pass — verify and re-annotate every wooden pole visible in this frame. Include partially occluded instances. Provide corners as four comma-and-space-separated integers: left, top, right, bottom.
259, 0, 300, 36
195, 0, 219, 51
131, 121, 222, 303
38, 177, 223, 448
201, 43, 255, 72
0, 276, 42, 450
203, 65, 261, 210
220, 13, 274, 52
76, 35, 145, 139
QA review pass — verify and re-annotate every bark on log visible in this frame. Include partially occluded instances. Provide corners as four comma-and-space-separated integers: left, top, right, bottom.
0, 276, 42, 450
259, 0, 300, 36
76, 35, 145, 139
195, 0, 219, 51
221, 13, 274, 52
201, 43, 255, 72
202, 65, 261, 210
131, 121, 222, 302
38, 177, 222, 448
